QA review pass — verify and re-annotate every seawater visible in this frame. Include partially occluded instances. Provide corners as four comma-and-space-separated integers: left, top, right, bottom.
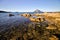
0, 13, 30, 31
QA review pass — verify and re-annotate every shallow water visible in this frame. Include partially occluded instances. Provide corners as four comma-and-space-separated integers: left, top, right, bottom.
0, 13, 30, 32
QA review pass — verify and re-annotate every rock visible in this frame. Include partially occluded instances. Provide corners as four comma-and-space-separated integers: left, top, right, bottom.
29, 16, 45, 22
49, 35, 59, 40
21, 13, 31, 17
9, 14, 14, 16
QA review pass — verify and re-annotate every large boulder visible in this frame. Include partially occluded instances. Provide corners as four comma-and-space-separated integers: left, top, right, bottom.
9, 14, 14, 16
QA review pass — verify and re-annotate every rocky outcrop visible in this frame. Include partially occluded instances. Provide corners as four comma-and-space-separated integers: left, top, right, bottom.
21, 13, 31, 17
29, 16, 45, 22
9, 14, 14, 16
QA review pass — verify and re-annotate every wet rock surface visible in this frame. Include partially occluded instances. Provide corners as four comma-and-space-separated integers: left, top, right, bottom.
0, 21, 60, 40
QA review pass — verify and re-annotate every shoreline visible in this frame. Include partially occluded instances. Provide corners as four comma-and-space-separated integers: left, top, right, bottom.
0, 13, 60, 40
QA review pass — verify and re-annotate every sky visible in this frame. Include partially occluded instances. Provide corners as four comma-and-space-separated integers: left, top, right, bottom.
0, 0, 60, 12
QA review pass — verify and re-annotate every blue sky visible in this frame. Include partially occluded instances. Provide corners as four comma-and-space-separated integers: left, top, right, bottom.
0, 0, 60, 12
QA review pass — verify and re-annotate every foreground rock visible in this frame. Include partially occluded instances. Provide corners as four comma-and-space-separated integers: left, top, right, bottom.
0, 21, 60, 40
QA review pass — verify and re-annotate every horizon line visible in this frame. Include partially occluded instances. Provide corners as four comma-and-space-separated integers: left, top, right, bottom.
0, 9, 60, 12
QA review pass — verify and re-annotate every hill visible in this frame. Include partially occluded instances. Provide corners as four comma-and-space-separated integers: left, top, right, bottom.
34, 9, 43, 13
0, 11, 11, 13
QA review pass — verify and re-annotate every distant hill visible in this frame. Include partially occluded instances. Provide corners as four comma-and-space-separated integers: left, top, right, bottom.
0, 11, 11, 13
34, 9, 43, 13
23, 9, 44, 14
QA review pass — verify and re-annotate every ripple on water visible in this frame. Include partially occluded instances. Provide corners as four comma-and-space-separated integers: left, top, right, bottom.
0, 14, 30, 32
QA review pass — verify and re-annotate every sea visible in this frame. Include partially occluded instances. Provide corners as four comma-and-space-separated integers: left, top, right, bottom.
0, 12, 30, 32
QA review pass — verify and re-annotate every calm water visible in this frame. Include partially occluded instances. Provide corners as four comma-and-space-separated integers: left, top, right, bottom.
0, 13, 30, 32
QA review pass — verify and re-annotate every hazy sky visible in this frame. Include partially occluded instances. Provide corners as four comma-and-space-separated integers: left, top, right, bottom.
0, 0, 60, 12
